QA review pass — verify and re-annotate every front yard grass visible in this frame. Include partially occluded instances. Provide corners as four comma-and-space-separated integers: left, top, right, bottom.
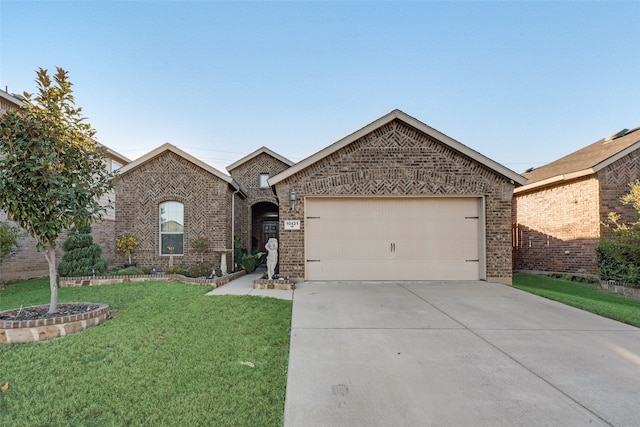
513, 273, 640, 328
0, 278, 292, 426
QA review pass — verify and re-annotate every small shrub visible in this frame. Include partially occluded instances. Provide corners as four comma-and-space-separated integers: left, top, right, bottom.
58, 226, 108, 277
116, 266, 144, 276
185, 263, 214, 278
166, 265, 187, 275
0, 222, 23, 260
115, 233, 139, 265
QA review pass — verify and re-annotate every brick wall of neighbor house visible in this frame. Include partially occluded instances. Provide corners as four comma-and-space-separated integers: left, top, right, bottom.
115, 151, 234, 271
274, 119, 516, 284
514, 176, 601, 274
0, 211, 116, 283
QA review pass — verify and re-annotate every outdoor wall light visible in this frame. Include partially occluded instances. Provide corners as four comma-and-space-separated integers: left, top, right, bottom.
289, 190, 297, 210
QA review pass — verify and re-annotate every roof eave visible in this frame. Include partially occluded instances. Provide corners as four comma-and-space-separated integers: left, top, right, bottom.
227, 146, 294, 172
269, 109, 526, 186
514, 169, 595, 194
118, 142, 233, 184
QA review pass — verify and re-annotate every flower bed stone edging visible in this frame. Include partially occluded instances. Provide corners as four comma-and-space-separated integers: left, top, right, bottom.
598, 280, 640, 299
253, 278, 295, 290
0, 303, 110, 344
59, 271, 246, 288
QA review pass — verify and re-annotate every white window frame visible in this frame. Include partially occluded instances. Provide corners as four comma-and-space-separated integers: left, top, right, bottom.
159, 201, 184, 256
259, 173, 270, 188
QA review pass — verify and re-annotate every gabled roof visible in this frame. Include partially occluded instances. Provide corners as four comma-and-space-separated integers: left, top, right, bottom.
516, 126, 640, 194
226, 146, 294, 172
269, 109, 526, 186
118, 142, 240, 190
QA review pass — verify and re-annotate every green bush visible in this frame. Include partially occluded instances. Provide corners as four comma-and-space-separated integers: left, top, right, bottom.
0, 221, 23, 261
167, 265, 187, 275
58, 226, 108, 277
116, 266, 145, 276
185, 263, 214, 278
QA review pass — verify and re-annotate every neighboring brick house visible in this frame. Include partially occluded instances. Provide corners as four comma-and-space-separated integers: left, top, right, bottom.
514, 126, 640, 274
270, 110, 526, 284
0, 89, 130, 283
227, 147, 294, 254
114, 143, 248, 271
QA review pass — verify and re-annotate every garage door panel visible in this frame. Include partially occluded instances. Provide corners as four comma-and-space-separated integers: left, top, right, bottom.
305, 197, 482, 281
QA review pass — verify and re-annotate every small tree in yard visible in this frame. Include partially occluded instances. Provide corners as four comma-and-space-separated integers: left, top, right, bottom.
58, 225, 108, 277
0, 67, 115, 313
597, 180, 640, 285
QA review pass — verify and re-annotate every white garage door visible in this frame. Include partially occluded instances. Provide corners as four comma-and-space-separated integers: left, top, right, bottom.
305, 197, 484, 280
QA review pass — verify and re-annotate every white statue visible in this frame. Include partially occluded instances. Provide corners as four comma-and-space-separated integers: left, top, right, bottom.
265, 238, 278, 280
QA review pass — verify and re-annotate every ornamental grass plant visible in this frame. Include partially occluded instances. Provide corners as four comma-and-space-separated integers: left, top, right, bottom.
0, 278, 291, 426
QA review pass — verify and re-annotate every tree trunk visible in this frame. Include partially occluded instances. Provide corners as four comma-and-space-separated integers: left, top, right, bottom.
44, 245, 58, 314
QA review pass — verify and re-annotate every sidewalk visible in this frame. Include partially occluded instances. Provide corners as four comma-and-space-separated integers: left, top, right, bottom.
205, 267, 294, 301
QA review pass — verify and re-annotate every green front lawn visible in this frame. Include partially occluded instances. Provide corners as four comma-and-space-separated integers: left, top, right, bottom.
513, 273, 640, 328
0, 278, 292, 427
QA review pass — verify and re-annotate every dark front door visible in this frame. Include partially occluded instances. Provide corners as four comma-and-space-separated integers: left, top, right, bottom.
263, 221, 278, 249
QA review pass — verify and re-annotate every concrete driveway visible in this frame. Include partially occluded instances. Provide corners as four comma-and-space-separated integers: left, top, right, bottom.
284, 281, 640, 427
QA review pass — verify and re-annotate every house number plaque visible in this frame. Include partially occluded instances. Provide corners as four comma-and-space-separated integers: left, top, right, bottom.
284, 220, 301, 230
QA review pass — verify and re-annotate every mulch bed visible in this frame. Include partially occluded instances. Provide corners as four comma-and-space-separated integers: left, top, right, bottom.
0, 303, 100, 321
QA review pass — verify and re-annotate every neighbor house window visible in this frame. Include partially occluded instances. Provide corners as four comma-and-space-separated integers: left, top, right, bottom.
259, 173, 270, 188
160, 201, 184, 255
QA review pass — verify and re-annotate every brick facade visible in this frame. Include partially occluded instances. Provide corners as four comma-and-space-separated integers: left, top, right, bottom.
514, 149, 640, 274
514, 177, 601, 273
115, 150, 243, 271
273, 119, 516, 284
229, 152, 292, 254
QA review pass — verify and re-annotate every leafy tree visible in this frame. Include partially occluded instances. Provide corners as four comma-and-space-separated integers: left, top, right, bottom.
58, 225, 108, 277
0, 67, 115, 312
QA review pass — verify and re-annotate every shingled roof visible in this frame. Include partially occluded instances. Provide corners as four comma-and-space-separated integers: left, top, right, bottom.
517, 126, 640, 193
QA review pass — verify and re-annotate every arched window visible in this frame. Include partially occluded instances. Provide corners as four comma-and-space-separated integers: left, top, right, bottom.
160, 201, 184, 255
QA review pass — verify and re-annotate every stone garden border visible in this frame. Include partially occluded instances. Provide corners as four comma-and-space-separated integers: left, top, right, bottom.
59, 270, 246, 288
598, 280, 640, 299
0, 303, 110, 344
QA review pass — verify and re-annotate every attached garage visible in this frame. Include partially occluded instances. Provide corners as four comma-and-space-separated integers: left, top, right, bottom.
305, 197, 484, 280
270, 110, 526, 284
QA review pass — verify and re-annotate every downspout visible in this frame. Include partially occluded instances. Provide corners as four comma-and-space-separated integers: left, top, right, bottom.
231, 188, 240, 270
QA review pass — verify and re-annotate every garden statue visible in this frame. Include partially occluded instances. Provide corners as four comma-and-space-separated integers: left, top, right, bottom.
265, 238, 278, 280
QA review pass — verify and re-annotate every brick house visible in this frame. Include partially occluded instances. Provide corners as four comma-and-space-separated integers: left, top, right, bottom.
0, 89, 130, 283
113, 110, 523, 284
270, 110, 526, 284
114, 143, 249, 271
227, 147, 294, 254
514, 126, 640, 274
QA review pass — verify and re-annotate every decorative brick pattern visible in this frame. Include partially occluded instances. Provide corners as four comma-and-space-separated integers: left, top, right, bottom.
115, 151, 238, 271
274, 120, 516, 284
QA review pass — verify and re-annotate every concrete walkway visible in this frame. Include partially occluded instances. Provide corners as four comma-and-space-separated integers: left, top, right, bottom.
205, 269, 293, 300
284, 281, 640, 427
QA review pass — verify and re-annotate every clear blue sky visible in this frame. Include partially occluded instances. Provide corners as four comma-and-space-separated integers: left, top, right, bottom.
1, 1, 639, 174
